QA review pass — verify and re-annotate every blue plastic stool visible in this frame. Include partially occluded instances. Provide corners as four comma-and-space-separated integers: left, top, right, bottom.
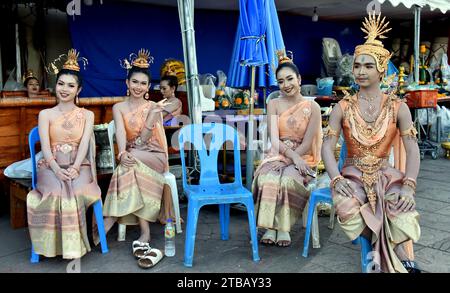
352, 236, 372, 273
302, 143, 347, 258
28, 126, 109, 263
179, 123, 260, 267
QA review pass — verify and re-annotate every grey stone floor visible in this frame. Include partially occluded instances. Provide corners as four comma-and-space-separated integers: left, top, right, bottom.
1, 157, 449, 273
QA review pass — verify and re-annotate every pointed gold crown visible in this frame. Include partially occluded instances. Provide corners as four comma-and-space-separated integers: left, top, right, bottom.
46, 49, 88, 75
132, 49, 153, 69
120, 49, 154, 71
23, 69, 37, 83
354, 12, 392, 73
63, 49, 81, 71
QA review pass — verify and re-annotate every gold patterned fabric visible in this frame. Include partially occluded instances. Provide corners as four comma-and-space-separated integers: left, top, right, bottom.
27, 108, 101, 259
333, 95, 420, 273
252, 100, 322, 232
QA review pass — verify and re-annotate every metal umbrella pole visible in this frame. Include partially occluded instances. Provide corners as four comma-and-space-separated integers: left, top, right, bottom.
413, 4, 421, 83
246, 66, 256, 190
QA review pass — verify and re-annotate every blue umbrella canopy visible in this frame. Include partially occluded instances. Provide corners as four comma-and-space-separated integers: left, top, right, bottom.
228, 0, 287, 88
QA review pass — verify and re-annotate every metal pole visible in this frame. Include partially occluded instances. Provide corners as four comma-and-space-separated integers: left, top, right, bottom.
245, 65, 256, 190
15, 23, 22, 84
178, 0, 202, 176
414, 5, 421, 83
177, 0, 201, 125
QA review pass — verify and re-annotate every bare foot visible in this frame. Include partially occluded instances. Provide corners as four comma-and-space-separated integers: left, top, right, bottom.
276, 231, 291, 247
260, 229, 276, 245
137, 234, 151, 244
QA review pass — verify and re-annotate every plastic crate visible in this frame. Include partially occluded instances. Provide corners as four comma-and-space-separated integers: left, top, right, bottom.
405, 90, 438, 109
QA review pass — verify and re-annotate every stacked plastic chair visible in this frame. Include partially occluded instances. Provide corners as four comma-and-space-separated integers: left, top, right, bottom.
178, 123, 260, 267
322, 38, 342, 78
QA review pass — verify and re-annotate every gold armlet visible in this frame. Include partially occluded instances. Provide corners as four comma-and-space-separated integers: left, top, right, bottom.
400, 124, 418, 139
323, 126, 340, 139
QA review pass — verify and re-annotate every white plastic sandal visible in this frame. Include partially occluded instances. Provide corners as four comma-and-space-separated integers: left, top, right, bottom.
132, 240, 151, 259
137, 248, 164, 269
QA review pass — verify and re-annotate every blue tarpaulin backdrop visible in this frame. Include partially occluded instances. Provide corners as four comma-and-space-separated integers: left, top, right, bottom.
68, 1, 363, 97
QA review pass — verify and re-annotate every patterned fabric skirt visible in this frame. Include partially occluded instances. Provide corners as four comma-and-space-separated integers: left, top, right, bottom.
333, 164, 421, 273
27, 161, 101, 259
103, 149, 167, 225
252, 160, 311, 232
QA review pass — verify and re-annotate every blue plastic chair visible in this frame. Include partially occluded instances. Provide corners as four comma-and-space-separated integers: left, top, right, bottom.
178, 123, 260, 267
352, 236, 372, 272
28, 126, 109, 263
301, 141, 372, 272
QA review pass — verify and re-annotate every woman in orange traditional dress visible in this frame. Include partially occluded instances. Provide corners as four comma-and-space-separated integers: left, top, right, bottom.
102, 49, 173, 266
27, 49, 100, 259
252, 54, 322, 247
322, 13, 421, 273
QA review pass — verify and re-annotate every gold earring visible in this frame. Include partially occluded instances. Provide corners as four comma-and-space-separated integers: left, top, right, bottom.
126, 88, 130, 96
76, 95, 79, 105
144, 92, 149, 100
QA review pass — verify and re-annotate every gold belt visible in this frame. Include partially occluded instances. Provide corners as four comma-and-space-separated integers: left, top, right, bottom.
345, 155, 389, 173
51, 143, 78, 154
346, 154, 389, 214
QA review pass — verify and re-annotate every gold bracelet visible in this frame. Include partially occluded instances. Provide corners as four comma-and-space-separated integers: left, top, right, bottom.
403, 180, 416, 191
331, 175, 345, 189
402, 177, 417, 190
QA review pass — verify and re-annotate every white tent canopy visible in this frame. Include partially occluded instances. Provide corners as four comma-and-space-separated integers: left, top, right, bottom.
130, 0, 450, 19
378, 0, 450, 14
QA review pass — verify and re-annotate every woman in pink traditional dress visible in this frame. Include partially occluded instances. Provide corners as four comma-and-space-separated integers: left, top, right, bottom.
159, 74, 182, 126
322, 13, 421, 273
252, 54, 322, 247
27, 49, 100, 259
102, 49, 173, 265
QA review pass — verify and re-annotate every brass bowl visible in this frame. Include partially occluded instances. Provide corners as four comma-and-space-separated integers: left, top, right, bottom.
442, 142, 450, 159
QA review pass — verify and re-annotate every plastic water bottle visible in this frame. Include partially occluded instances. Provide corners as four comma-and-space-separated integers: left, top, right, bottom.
164, 218, 176, 257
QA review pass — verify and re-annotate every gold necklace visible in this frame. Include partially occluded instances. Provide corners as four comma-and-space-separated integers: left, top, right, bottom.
358, 93, 380, 123
127, 99, 147, 128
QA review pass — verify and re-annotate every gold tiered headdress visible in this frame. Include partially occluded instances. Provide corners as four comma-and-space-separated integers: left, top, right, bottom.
120, 49, 154, 70
160, 59, 186, 84
354, 12, 392, 74
46, 48, 88, 75
23, 69, 38, 84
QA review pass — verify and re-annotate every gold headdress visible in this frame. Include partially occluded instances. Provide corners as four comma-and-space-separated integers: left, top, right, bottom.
120, 49, 154, 70
160, 59, 186, 84
46, 49, 88, 75
23, 69, 38, 84
354, 12, 392, 73
276, 49, 293, 65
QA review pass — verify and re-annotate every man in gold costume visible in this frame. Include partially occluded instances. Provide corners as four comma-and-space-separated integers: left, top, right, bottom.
322, 12, 421, 273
